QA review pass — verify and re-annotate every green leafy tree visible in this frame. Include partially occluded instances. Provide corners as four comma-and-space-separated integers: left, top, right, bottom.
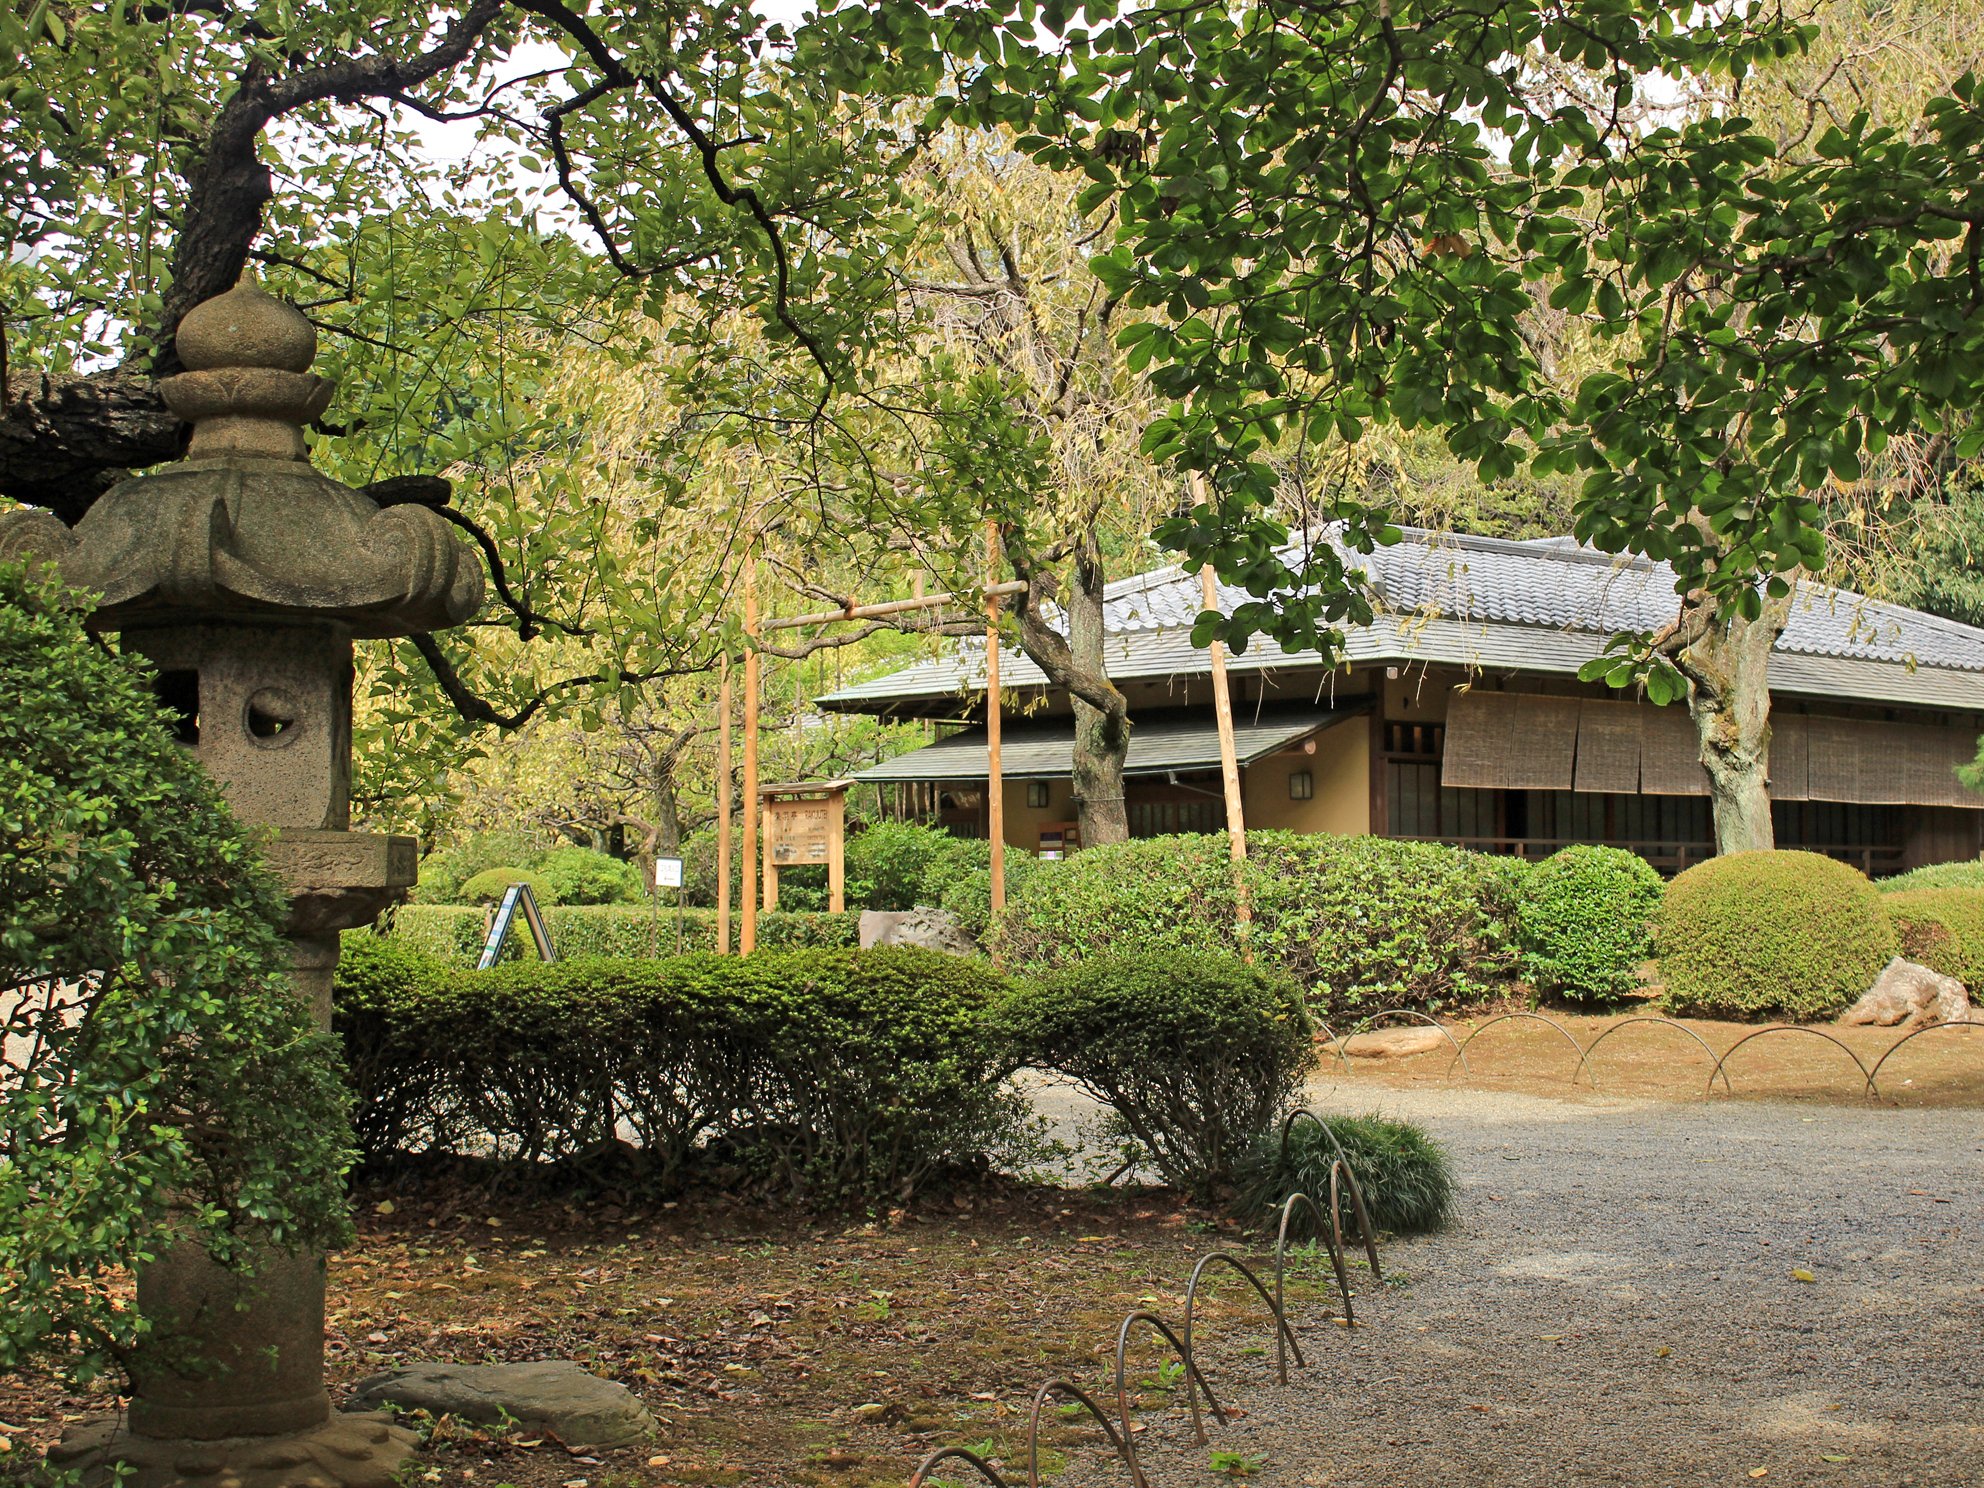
0, 562, 353, 1384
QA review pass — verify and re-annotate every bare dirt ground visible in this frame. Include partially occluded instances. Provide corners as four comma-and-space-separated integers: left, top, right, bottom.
4, 1018, 1980, 1488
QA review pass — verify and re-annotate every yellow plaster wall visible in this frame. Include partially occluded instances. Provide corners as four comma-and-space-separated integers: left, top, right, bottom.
1002, 775, 1077, 851
1242, 719, 1371, 836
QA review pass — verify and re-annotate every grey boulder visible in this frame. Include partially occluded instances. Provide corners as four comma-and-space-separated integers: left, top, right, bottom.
1840, 957, 1970, 1029
858, 907, 977, 955
348, 1361, 655, 1450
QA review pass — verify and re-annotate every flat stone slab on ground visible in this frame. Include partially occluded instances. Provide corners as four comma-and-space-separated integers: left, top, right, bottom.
348, 1361, 654, 1449
1339, 1025, 1449, 1059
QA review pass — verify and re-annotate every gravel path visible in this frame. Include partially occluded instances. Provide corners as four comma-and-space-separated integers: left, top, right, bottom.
1059, 1082, 1984, 1487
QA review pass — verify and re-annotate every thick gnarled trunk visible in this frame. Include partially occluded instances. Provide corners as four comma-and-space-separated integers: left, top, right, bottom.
1669, 588, 1793, 856
1011, 532, 1132, 847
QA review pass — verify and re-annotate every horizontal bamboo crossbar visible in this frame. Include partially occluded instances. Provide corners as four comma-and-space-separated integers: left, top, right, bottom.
763, 582, 1029, 631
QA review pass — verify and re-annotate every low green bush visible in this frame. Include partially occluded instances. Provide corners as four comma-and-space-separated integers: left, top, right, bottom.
940, 852, 1053, 943
1884, 887, 1984, 989
1657, 850, 1896, 1020
458, 865, 558, 905
2, 562, 351, 1384
1233, 1114, 1456, 1236
333, 944, 1021, 1200
1515, 845, 1663, 1002
994, 833, 1524, 1017
538, 846, 645, 905
843, 821, 956, 910
1879, 860, 1984, 893
386, 904, 859, 964
411, 831, 540, 904
998, 952, 1313, 1199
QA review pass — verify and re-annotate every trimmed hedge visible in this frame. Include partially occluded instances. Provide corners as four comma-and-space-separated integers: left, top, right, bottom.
334, 941, 1021, 1200
386, 903, 860, 964
459, 865, 557, 905
1885, 887, 1984, 989
1516, 845, 1663, 1002
1880, 860, 1984, 894
997, 951, 1313, 1199
1658, 850, 1897, 1020
993, 833, 1524, 1017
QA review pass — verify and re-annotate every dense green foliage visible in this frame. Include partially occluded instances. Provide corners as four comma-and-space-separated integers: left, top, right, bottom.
940, 852, 1052, 943
335, 942, 1021, 1199
410, 832, 540, 904
536, 846, 646, 905
994, 833, 1523, 1016
1657, 851, 1897, 1019
1884, 888, 1984, 990
424, 845, 645, 907
997, 952, 1313, 1199
0, 564, 353, 1383
458, 865, 558, 905
1516, 845, 1664, 1002
1879, 860, 1984, 893
1234, 1115, 1457, 1238
386, 904, 858, 964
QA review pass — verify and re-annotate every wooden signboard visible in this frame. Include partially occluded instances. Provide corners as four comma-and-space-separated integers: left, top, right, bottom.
769, 798, 834, 865
758, 780, 852, 912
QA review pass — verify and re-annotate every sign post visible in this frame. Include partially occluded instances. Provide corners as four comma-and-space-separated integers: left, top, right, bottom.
654, 854, 686, 956
759, 780, 853, 913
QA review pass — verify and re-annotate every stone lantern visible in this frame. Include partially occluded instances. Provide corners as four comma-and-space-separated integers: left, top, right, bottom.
1, 279, 483, 1485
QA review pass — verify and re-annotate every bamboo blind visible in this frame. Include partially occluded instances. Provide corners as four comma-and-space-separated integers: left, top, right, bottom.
1638, 704, 1712, 796
1505, 694, 1582, 790
1438, 690, 1977, 808
1766, 714, 1809, 801
1572, 699, 1642, 794
1805, 716, 1874, 802
1440, 691, 1518, 789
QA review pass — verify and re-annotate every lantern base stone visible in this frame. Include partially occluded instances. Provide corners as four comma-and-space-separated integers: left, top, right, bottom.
47, 1411, 419, 1488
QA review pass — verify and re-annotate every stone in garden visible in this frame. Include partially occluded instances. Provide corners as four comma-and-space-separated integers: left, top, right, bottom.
1, 277, 480, 1486
1839, 957, 1970, 1029
1341, 1026, 1449, 1059
858, 907, 977, 955
350, 1362, 656, 1450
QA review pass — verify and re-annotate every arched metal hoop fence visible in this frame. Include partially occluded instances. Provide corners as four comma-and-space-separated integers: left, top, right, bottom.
905, 1107, 1388, 1488
1325, 1009, 1981, 1102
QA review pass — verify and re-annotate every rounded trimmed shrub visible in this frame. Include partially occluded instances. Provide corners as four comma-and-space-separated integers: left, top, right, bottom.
459, 865, 558, 905
1657, 850, 1896, 1020
1516, 845, 1663, 1002
1233, 1114, 1456, 1236
1880, 860, 1984, 894
997, 951, 1314, 1199
411, 830, 539, 904
537, 846, 644, 905
1884, 887, 1984, 989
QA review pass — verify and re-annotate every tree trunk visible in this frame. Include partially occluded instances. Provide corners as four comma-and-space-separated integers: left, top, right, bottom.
1009, 532, 1132, 847
1670, 588, 1794, 856
653, 763, 683, 857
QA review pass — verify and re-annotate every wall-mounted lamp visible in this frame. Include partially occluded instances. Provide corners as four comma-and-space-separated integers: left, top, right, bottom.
1289, 769, 1314, 801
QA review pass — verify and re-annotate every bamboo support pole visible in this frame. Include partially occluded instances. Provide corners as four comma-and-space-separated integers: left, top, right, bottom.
741, 548, 761, 954
1192, 475, 1251, 944
716, 656, 733, 955
986, 521, 1006, 916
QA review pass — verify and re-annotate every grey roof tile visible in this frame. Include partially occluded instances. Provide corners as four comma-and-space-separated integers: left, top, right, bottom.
822, 527, 1984, 714
851, 704, 1355, 783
